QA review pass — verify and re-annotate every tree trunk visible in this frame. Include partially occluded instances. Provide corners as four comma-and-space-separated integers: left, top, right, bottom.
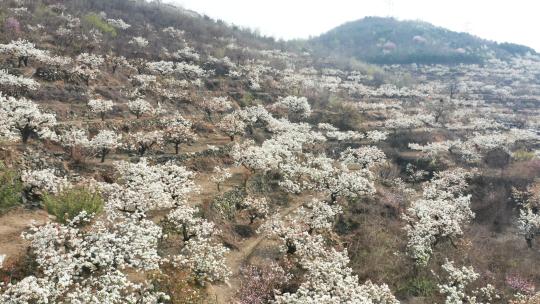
138, 146, 147, 157
286, 240, 296, 255
21, 126, 31, 144
527, 236, 533, 248
182, 225, 193, 242
330, 192, 338, 204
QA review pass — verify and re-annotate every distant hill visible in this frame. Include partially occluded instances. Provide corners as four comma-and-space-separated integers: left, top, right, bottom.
308, 17, 536, 65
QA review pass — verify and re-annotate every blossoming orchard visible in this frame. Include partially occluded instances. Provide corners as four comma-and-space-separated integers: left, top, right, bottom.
1, 1, 540, 303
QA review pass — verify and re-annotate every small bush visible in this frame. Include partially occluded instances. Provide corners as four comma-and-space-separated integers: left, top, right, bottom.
0, 161, 23, 215
83, 13, 117, 37
512, 150, 536, 162
399, 277, 437, 297
43, 187, 104, 223
212, 187, 246, 219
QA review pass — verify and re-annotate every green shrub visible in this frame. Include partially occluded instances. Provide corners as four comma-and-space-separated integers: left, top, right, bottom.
239, 92, 255, 107
83, 13, 117, 37
0, 161, 23, 215
212, 187, 246, 219
399, 277, 437, 297
34, 4, 55, 21
43, 187, 104, 223
512, 150, 535, 162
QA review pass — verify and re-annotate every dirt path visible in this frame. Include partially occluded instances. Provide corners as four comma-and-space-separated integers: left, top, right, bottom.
207, 194, 316, 303
0, 208, 49, 262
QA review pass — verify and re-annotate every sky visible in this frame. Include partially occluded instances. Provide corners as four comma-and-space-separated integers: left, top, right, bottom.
165, 0, 540, 51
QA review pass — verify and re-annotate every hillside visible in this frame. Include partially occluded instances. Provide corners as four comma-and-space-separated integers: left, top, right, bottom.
308, 17, 537, 64
1, 1, 540, 304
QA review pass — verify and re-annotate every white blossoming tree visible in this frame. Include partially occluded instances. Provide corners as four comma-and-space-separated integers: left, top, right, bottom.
512, 184, 540, 247
21, 168, 69, 197
211, 166, 232, 192
59, 127, 89, 158
128, 98, 153, 119
403, 169, 475, 266
339, 146, 387, 169
88, 98, 114, 121
0, 69, 39, 96
129, 36, 149, 48
199, 96, 232, 121
162, 117, 197, 154
437, 260, 498, 304
0, 94, 57, 143
274, 249, 399, 304
217, 113, 246, 141
100, 158, 196, 215
176, 237, 231, 285
167, 206, 230, 285
0, 214, 168, 303
239, 196, 269, 224
272, 96, 312, 121
90, 130, 121, 162
126, 130, 164, 156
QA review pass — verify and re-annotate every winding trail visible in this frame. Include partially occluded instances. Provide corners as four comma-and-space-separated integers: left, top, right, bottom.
207, 194, 316, 303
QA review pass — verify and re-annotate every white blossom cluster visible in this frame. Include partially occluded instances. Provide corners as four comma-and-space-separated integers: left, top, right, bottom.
59, 128, 89, 150
0, 93, 57, 143
129, 36, 149, 48
340, 146, 387, 169
217, 113, 247, 140
106, 18, 131, 30
145, 60, 207, 79
274, 249, 399, 304
0, 40, 44, 61
199, 96, 232, 118
1, 151, 228, 299
172, 46, 200, 62
409, 128, 539, 164
21, 168, 70, 196
0, 69, 39, 94
131, 74, 157, 90
229, 115, 380, 201
128, 98, 154, 118
438, 260, 498, 304
240, 195, 269, 223
89, 130, 122, 162
211, 166, 232, 186
162, 115, 197, 153
513, 183, 540, 246
100, 158, 197, 215
76, 53, 104, 69
88, 98, 114, 119
403, 169, 475, 265
272, 96, 312, 119
385, 113, 435, 130
125, 130, 164, 156
260, 198, 397, 303
1, 213, 169, 303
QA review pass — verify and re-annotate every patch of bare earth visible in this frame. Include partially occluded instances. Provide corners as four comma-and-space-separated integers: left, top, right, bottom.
207, 193, 321, 303
0, 208, 49, 262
